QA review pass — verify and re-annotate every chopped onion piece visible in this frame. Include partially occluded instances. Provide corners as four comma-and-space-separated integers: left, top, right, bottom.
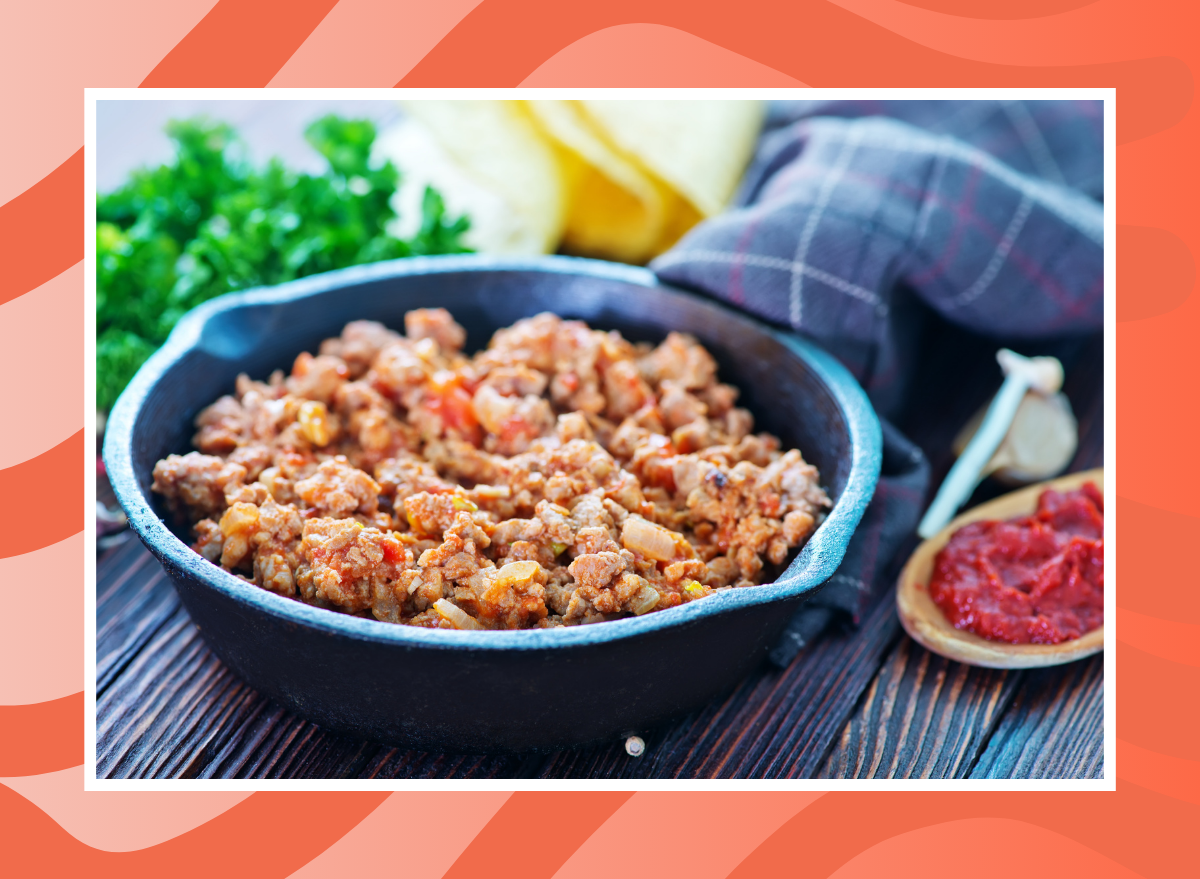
434, 598, 483, 630
297, 400, 334, 446
621, 516, 679, 561
630, 585, 661, 615
494, 559, 542, 589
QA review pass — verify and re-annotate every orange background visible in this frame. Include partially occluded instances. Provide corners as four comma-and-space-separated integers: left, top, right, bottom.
1, 0, 1196, 875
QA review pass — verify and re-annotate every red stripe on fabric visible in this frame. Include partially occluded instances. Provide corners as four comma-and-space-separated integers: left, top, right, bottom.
140, 0, 342, 87
442, 791, 635, 879
850, 164, 1092, 319
729, 215, 764, 307
0, 430, 84, 560
763, 160, 1101, 323
0, 149, 83, 308
906, 163, 984, 288
0, 693, 84, 777
0, 782, 390, 875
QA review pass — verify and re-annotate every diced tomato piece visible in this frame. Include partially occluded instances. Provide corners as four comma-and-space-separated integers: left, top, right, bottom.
498, 414, 537, 446
760, 493, 782, 517
426, 371, 482, 445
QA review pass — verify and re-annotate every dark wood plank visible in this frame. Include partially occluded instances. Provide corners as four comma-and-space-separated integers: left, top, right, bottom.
97, 600, 381, 779
226, 717, 383, 780
97, 534, 158, 620
363, 749, 517, 780
970, 655, 1104, 779
98, 609, 258, 778
816, 636, 1021, 778
96, 558, 178, 696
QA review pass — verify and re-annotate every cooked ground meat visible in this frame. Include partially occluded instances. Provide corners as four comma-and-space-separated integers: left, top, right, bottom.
153, 308, 830, 630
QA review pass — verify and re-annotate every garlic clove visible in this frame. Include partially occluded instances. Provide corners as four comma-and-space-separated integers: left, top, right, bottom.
954, 391, 1078, 486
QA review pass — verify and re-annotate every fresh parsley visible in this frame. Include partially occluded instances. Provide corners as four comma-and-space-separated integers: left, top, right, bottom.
96, 115, 470, 411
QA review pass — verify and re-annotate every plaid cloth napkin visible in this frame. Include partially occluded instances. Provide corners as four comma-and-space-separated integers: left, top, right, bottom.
652, 101, 1104, 665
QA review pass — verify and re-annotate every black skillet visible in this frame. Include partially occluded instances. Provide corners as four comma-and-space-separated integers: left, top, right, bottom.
104, 254, 882, 754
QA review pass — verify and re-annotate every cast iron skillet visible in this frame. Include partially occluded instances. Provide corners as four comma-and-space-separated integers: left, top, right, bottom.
104, 255, 882, 754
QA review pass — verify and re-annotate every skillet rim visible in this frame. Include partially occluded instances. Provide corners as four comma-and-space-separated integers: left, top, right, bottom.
104, 254, 882, 653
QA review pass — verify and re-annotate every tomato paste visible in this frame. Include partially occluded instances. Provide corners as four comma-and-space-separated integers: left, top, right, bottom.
928, 483, 1104, 644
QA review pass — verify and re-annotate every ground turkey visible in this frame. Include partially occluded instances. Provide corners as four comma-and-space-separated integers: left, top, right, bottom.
154, 309, 830, 630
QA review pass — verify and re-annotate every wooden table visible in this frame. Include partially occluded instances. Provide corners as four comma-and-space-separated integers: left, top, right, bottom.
96, 317, 1103, 780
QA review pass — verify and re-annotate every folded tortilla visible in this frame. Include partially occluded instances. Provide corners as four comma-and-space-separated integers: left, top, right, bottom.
388, 99, 763, 263
400, 100, 569, 255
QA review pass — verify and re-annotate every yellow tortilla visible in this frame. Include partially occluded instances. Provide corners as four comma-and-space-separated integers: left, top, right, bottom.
374, 116, 544, 255
580, 100, 764, 218
400, 100, 569, 254
395, 100, 763, 263
526, 100, 672, 264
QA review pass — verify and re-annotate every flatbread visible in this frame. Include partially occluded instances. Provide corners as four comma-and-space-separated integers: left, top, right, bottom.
400, 100, 569, 254
580, 100, 764, 218
391, 99, 764, 262
526, 99, 671, 263
374, 117, 544, 255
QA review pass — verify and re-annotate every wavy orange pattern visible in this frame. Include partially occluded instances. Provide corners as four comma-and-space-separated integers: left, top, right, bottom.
728, 786, 1199, 879
140, 0, 342, 87
0, 265, 83, 470
0, 767, 253, 852
0, 695, 84, 777
0, 149, 82, 308
892, 0, 1099, 18
0, 431, 84, 560
0, 784, 390, 875
443, 792, 635, 878
0, 0, 1193, 874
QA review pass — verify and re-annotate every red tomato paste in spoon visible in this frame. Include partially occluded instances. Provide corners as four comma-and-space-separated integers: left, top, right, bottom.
928, 483, 1104, 644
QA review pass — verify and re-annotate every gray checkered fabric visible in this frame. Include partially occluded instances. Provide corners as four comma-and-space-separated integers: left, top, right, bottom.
652, 101, 1104, 665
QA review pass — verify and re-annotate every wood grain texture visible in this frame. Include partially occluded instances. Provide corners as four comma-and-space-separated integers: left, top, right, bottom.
817, 637, 1020, 778
970, 655, 1104, 778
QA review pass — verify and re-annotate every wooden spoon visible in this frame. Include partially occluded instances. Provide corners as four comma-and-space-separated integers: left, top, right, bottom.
896, 467, 1104, 669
